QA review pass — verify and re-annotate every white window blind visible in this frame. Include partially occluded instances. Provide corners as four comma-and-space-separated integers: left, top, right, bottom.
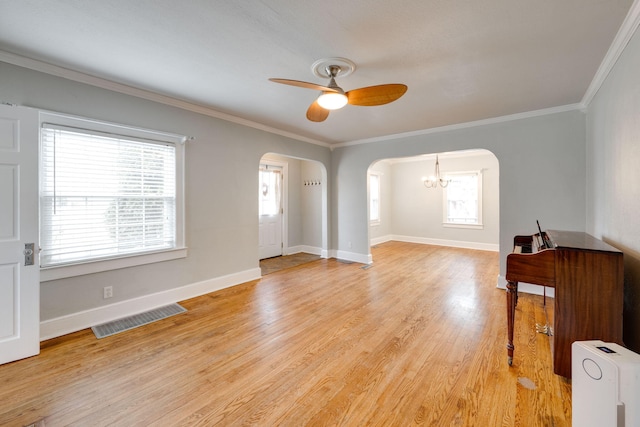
40, 124, 177, 267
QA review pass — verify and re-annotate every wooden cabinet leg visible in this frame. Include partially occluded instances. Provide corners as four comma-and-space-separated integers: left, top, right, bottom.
506, 280, 518, 366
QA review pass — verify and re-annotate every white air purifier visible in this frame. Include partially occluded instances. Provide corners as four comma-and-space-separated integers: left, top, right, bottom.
572, 340, 640, 427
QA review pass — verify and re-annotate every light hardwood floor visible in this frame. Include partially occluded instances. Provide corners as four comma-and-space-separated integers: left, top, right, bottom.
0, 241, 571, 426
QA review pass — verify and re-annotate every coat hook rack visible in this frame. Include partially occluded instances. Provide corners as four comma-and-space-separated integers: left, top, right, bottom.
303, 180, 321, 186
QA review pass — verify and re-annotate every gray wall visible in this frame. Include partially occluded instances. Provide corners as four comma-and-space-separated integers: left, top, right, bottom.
332, 110, 586, 277
586, 23, 640, 351
0, 58, 590, 332
301, 160, 324, 250
0, 62, 331, 321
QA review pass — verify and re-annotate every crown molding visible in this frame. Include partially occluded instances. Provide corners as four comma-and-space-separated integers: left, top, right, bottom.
581, 0, 640, 106
384, 149, 492, 164
0, 50, 331, 148
335, 103, 584, 149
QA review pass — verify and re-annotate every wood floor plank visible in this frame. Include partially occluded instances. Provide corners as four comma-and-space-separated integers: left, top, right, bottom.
0, 242, 572, 426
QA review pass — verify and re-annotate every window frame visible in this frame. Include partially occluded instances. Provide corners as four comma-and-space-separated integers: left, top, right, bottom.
39, 111, 187, 281
442, 169, 483, 229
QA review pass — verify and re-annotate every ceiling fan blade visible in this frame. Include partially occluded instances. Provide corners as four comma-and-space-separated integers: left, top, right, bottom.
306, 100, 330, 122
269, 78, 339, 92
346, 84, 408, 106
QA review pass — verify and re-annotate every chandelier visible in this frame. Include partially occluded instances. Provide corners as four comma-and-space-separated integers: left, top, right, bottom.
422, 155, 450, 188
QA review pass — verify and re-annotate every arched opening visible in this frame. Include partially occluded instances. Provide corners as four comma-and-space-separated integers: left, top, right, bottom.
367, 149, 499, 259
258, 153, 328, 271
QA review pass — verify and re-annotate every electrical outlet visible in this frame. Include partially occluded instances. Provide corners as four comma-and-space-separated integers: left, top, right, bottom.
103, 286, 113, 299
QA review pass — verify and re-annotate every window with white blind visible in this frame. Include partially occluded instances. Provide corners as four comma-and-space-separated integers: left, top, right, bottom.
39, 113, 186, 279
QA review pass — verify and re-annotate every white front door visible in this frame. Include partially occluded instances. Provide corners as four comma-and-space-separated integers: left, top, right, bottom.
258, 164, 283, 259
0, 104, 40, 364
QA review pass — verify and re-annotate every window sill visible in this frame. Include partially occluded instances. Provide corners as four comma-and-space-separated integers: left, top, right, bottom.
40, 247, 188, 282
443, 223, 484, 230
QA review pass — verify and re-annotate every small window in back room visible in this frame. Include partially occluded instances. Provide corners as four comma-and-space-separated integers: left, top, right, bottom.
443, 170, 483, 228
369, 172, 381, 224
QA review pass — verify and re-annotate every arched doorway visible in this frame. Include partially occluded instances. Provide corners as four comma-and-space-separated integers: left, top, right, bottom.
259, 153, 329, 262
368, 149, 500, 257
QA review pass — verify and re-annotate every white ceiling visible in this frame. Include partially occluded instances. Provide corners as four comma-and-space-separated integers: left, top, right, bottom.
0, 0, 634, 145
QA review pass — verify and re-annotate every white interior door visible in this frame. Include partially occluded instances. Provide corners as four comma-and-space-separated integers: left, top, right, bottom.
258, 164, 283, 259
0, 104, 40, 364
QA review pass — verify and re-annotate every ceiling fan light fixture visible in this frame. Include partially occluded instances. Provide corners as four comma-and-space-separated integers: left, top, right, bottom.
270, 58, 407, 121
317, 91, 348, 110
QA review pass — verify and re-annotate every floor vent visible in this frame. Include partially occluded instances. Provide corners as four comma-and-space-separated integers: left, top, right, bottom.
91, 303, 186, 339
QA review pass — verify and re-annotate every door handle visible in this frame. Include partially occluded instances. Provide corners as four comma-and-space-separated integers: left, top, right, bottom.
23, 243, 34, 266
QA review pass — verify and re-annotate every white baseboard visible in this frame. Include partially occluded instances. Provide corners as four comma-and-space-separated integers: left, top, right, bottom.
496, 275, 555, 298
391, 235, 499, 252
285, 245, 324, 257
40, 267, 262, 341
370, 235, 393, 246
335, 250, 372, 265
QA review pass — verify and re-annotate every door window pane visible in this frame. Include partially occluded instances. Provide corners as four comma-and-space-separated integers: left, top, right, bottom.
259, 167, 282, 216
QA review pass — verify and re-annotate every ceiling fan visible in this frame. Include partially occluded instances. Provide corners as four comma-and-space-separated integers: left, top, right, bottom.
269, 58, 408, 122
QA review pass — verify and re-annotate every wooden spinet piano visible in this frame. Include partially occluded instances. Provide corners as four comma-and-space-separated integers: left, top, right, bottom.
506, 229, 623, 378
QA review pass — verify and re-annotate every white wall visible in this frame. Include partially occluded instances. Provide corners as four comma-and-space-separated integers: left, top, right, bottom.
586, 20, 640, 351
0, 62, 331, 337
